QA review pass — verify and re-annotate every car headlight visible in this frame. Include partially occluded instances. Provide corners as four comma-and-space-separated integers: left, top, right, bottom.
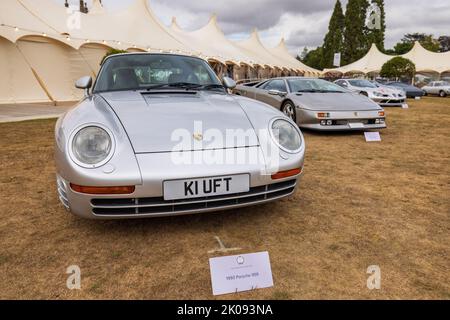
71, 126, 113, 167
373, 91, 383, 97
270, 119, 302, 153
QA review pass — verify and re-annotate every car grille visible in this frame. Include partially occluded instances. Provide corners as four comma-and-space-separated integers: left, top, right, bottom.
91, 179, 297, 216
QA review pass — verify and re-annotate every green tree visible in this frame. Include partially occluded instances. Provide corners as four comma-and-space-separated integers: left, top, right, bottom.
298, 47, 324, 70
321, 0, 345, 68
380, 57, 416, 80
343, 0, 369, 64
365, 0, 386, 51
393, 33, 440, 54
101, 48, 128, 65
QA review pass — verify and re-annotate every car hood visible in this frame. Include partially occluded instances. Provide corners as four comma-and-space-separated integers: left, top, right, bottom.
291, 92, 382, 111
100, 91, 259, 153
377, 86, 404, 95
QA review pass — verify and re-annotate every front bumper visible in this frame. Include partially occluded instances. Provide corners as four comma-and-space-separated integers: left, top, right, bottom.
371, 96, 406, 106
298, 109, 386, 131
57, 146, 305, 219
300, 122, 386, 131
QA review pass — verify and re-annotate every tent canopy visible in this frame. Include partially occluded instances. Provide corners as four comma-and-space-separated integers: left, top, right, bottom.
324, 42, 450, 76
0, 0, 322, 103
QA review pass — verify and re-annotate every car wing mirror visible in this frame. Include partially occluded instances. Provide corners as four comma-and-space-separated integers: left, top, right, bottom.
269, 89, 287, 97
222, 77, 236, 90
75, 76, 93, 97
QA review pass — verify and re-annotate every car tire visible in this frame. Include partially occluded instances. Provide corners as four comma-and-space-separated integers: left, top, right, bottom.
281, 101, 297, 123
439, 90, 447, 97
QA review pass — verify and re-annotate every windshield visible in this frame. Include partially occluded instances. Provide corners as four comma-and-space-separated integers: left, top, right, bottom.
94, 54, 222, 93
348, 79, 377, 88
288, 79, 346, 93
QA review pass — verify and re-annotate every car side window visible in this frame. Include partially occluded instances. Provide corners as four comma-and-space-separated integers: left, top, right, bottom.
263, 80, 287, 92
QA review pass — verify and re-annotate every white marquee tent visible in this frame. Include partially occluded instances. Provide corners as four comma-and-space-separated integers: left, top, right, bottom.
323, 42, 450, 77
0, 0, 319, 104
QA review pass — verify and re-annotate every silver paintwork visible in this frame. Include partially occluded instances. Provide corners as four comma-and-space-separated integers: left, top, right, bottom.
223, 76, 237, 90
55, 54, 305, 219
234, 77, 387, 131
334, 79, 406, 106
422, 81, 450, 97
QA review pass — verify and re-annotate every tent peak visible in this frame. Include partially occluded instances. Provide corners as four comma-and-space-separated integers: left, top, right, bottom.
274, 38, 290, 52
209, 13, 218, 25
90, 0, 104, 14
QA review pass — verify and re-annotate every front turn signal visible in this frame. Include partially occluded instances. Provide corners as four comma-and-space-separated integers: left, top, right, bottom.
378, 111, 385, 117
271, 168, 302, 180
70, 184, 135, 195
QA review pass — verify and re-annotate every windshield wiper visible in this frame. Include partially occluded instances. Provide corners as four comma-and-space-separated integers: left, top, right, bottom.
198, 84, 225, 91
145, 83, 225, 91
297, 89, 326, 93
298, 89, 343, 93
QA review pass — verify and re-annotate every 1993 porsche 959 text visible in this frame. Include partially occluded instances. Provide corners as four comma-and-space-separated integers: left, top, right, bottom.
55, 53, 305, 219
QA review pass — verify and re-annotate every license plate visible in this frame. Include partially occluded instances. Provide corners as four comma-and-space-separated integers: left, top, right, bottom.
349, 122, 364, 129
163, 174, 250, 201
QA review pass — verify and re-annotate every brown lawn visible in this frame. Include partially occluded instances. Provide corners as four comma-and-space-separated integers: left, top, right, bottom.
0, 97, 449, 299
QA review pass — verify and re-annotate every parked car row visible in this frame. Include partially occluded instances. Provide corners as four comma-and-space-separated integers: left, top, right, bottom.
234, 78, 386, 131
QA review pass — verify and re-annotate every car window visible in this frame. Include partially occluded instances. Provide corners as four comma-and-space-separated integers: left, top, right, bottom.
263, 80, 287, 92
94, 54, 221, 92
288, 79, 346, 93
348, 79, 377, 88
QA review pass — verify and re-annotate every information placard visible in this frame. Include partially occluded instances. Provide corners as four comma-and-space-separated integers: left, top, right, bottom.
209, 252, 274, 296
364, 132, 382, 142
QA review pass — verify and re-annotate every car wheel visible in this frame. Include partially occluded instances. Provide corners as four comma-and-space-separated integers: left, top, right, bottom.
360, 91, 368, 97
439, 90, 447, 97
281, 101, 296, 122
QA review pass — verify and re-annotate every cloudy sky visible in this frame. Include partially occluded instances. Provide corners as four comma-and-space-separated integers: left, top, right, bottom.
57, 0, 450, 54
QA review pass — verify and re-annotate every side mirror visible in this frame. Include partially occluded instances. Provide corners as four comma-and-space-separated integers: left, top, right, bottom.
222, 77, 236, 90
268, 89, 287, 97
75, 76, 92, 97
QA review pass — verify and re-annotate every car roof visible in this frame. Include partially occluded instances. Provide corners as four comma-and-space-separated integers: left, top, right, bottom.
102, 52, 208, 64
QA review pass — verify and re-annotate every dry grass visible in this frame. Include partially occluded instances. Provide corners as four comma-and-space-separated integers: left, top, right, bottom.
0, 97, 449, 300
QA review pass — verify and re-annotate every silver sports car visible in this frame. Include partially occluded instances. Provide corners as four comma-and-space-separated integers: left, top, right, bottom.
334, 79, 406, 106
234, 77, 386, 131
55, 53, 305, 219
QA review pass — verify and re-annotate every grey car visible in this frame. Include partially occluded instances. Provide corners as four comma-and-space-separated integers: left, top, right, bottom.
422, 81, 450, 97
234, 77, 386, 131
55, 53, 305, 219
385, 82, 425, 99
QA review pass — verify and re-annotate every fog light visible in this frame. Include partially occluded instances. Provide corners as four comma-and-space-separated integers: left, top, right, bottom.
327, 120, 333, 126
375, 119, 380, 124
320, 120, 326, 126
